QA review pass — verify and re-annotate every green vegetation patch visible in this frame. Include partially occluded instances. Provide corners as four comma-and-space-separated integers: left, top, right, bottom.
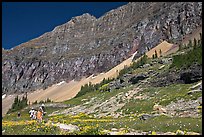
120, 83, 201, 115
170, 39, 202, 69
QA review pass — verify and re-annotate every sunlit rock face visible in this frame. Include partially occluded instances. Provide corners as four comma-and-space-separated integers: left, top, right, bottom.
2, 2, 202, 94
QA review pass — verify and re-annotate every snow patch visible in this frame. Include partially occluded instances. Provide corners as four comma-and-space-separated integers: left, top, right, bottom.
56, 81, 65, 86
131, 51, 138, 60
2, 94, 6, 99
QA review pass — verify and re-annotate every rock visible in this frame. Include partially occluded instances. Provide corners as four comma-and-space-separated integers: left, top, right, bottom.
113, 113, 120, 118
139, 114, 152, 120
119, 128, 126, 131
158, 65, 165, 70
153, 104, 167, 113
109, 131, 121, 135
150, 64, 202, 87
102, 130, 110, 134
175, 129, 185, 135
142, 64, 150, 68
161, 132, 175, 135
148, 70, 154, 74
134, 95, 147, 100
180, 71, 202, 84
180, 65, 202, 84
2, 94, 6, 99
128, 74, 148, 84
109, 79, 125, 90
189, 81, 202, 90
55, 123, 79, 132
124, 132, 146, 135
111, 128, 118, 131
158, 58, 172, 64
187, 89, 201, 95
186, 132, 200, 135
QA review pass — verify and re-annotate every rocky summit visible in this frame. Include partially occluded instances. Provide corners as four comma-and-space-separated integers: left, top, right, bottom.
2, 2, 202, 94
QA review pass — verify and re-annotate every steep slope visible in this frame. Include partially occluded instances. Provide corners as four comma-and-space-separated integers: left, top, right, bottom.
2, 37, 202, 135
2, 2, 202, 95
2, 40, 174, 116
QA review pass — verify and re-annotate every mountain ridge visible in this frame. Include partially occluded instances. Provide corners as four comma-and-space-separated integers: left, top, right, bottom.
2, 2, 202, 95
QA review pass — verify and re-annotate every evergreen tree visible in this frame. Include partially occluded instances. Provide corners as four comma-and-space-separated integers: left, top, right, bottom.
7, 94, 28, 114
188, 39, 192, 47
179, 44, 182, 51
159, 49, 162, 56
197, 39, 200, 46
14, 95, 19, 105
194, 38, 197, 47
152, 54, 155, 59
155, 50, 158, 58
193, 38, 197, 49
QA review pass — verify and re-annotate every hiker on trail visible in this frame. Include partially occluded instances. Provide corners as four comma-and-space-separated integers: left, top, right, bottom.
37, 108, 43, 122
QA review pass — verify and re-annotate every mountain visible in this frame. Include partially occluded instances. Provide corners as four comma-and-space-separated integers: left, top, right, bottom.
2, 36, 202, 134
2, 2, 202, 95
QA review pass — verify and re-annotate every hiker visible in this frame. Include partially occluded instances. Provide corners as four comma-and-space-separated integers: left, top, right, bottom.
40, 104, 46, 116
37, 108, 43, 122
17, 112, 21, 118
29, 108, 35, 120
33, 109, 37, 120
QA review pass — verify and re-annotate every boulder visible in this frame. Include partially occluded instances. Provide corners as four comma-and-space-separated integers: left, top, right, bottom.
109, 131, 121, 135
186, 132, 200, 135
180, 71, 202, 84
187, 89, 201, 95
111, 128, 118, 131
55, 123, 80, 132
180, 64, 202, 84
128, 74, 148, 84
142, 64, 150, 68
158, 65, 165, 70
153, 104, 167, 113
2, 94, 6, 99
189, 81, 202, 90
175, 130, 185, 135
139, 114, 152, 120
148, 70, 154, 75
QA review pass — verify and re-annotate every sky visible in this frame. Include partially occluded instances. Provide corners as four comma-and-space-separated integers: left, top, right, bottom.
2, 2, 128, 49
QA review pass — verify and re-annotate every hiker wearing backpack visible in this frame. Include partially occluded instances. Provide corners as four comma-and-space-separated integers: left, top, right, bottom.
40, 104, 46, 116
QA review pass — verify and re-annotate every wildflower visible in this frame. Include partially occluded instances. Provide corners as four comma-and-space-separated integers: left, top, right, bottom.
153, 131, 158, 135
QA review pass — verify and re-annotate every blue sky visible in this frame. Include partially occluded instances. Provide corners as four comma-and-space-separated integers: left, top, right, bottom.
2, 2, 128, 49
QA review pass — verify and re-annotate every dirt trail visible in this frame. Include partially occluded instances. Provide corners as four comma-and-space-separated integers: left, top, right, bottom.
2, 40, 174, 116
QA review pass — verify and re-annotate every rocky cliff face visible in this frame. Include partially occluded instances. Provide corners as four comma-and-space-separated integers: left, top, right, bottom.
2, 2, 202, 94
